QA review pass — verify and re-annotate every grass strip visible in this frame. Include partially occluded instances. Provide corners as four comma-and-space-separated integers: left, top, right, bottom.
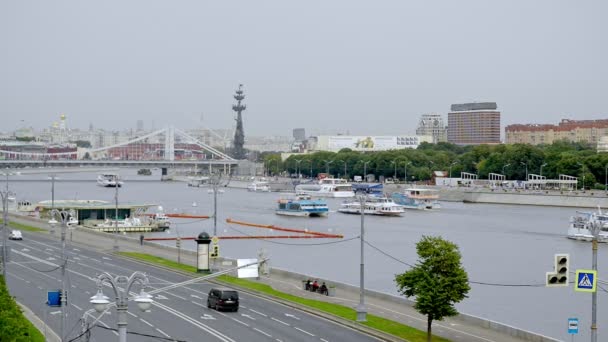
0, 275, 45, 342
119, 252, 449, 342
0, 219, 47, 233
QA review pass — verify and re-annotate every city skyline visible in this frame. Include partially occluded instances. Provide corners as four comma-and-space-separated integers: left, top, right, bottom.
1, 1, 607, 136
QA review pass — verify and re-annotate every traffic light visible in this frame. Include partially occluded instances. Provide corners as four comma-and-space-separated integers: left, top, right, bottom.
546, 253, 569, 287
210, 244, 220, 259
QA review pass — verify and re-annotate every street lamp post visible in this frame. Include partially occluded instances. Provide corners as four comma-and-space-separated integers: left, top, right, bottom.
605, 164, 608, 193
90, 272, 153, 342
295, 159, 302, 178
502, 163, 510, 176
323, 160, 334, 175
363, 161, 371, 182
338, 160, 348, 179
520, 162, 528, 189
1, 172, 14, 279
449, 161, 458, 179
402, 161, 412, 184
356, 194, 367, 322
114, 183, 119, 252
50, 208, 75, 342
391, 160, 397, 180
577, 163, 586, 191
540, 163, 548, 178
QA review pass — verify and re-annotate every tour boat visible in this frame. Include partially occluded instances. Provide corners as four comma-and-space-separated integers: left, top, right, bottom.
295, 178, 355, 198
275, 194, 329, 217
247, 181, 271, 192
97, 173, 124, 187
338, 196, 404, 216
567, 210, 608, 242
391, 188, 441, 210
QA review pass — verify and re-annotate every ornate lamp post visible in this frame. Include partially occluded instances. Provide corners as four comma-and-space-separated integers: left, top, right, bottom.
402, 161, 412, 184
49, 208, 75, 342
502, 163, 510, 176
356, 194, 367, 322
90, 272, 153, 342
449, 161, 458, 179
295, 159, 302, 178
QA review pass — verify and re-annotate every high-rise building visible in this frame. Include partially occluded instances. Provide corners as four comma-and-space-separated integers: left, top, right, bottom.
447, 102, 501, 145
293, 128, 306, 141
416, 113, 447, 143
506, 119, 608, 145
136, 120, 144, 132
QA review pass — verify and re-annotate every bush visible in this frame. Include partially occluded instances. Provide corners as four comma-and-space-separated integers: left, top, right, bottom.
0, 276, 44, 341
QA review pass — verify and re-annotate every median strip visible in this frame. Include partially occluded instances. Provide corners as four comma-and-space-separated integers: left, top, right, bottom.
118, 252, 449, 342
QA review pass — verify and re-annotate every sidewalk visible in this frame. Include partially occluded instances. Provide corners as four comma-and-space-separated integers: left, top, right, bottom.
10, 214, 558, 342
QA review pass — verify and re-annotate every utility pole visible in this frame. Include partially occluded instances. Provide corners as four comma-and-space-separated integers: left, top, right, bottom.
1, 172, 11, 278
356, 194, 367, 321
590, 220, 599, 342
114, 183, 119, 252
51, 208, 73, 342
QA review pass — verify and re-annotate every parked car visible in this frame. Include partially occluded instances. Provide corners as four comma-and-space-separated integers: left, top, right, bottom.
207, 287, 239, 312
8, 230, 23, 240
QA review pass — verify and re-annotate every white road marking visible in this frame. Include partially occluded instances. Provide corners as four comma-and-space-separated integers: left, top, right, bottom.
127, 312, 138, 318
102, 256, 111, 260
140, 318, 154, 327
156, 328, 170, 338
254, 328, 272, 337
155, 294, 168, 300
241, 313, 256, 320
71, 304, 83, 311
249, 309, 267, 317
99, 320, 119, 336
276, 339, 283, 342
200, 314, 216, 320
21, 248, 30, 252
294, 327, 315, 336
320, 339, 330, 342
50, 311, 61, 315
191, 294, 202, 299
284, 313, 300, 320
73, 257, 80, 260
85, 291, 91, 295
73, 248, 80, 251
47, 257, 56, 261
170, 293, 187, 300
231, 317, 250, 327
192, 302, 205, 308
271, 317, 290, 326
37, 286, 43, 290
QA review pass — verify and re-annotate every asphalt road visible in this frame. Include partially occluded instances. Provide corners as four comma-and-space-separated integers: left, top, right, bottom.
5, 231, 381, 342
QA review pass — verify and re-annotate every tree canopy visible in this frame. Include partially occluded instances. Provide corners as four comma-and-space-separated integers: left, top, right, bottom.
395, 236, 470, 342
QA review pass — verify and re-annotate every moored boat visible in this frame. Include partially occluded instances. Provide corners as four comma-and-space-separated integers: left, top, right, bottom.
392, 188, 441, 210
338, 196, 404, 216
295, 178, 355, 198
97, 173, 124, 187
567, 210, 608, 242
248, 181, 271, 192
275, 194, 329, 217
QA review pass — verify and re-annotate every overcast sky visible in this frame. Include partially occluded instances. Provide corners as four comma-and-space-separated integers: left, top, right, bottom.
1, 1, 606, 137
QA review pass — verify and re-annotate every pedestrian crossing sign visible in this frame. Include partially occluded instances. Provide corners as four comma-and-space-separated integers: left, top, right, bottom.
575, 269, 597, 293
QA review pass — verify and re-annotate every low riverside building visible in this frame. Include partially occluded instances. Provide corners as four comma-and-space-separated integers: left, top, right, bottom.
506, 119, 608, 145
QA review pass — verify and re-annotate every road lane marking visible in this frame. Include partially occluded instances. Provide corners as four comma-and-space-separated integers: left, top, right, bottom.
155, 294, 168, 300
127, 312, 138, 318
99, 320, 119, 336
73, 248, 80, 251
271, 317, 290, 326
170, 293, 187, 300
320, 339, 330, 342
191, 294, 202, 299
249, 309, 267, 317
50, 311, 61, 315
230, 317, 250, 327
294, 327, 315, 336
241, 314, 256, 320
102, 257, 111, 260
284, 313, 300, 320
140, 318, 154, 327
200, 314, 216, 320
192, 302, 205, 308
156, 328, 170, 338
254, 328, 272, 337
71, 304, 83, 311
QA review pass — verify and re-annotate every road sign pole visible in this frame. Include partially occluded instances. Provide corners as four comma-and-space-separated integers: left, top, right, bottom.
591, 235, 598, 342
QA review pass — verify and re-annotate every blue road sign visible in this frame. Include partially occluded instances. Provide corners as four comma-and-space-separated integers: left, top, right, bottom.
575, 269, 597, 292
568, 318, 579, 334
47, 290, 61, 307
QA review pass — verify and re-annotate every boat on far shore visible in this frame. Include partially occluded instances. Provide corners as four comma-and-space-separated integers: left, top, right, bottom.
97, 173, 124, 187
567, 210, 608, 242
338, 196, 404, 216
392, 188, 441, 210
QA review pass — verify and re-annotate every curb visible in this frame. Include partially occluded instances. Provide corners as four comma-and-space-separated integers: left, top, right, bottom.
115, 253, 407, 342
17, 301, 61, 342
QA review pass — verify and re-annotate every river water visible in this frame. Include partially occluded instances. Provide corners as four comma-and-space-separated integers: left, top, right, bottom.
8, 169, 607, 341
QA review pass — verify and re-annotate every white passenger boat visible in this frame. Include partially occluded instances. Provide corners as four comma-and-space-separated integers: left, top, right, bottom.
275, 194, 329, 217
97, 173, 124, 187
568, 210, 608, 242
338, 196, 404, 216
392, 188, 441, 210
247, 181, 271, 192
295, 178, 355, 198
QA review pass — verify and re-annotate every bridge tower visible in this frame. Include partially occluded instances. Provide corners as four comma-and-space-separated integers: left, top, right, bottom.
164, 125, 175, 161
232, 84, 246, 160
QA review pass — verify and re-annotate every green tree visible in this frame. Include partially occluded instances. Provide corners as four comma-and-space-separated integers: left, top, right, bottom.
395, 236, 470, 342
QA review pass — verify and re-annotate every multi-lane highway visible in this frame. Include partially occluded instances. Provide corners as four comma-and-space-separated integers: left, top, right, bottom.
5, 231, 380, 342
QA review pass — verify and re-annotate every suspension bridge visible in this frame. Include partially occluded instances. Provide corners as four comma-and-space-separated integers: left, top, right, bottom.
0, 126, 248, 174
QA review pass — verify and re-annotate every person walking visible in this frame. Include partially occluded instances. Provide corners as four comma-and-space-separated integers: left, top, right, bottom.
139, 234, 144, 246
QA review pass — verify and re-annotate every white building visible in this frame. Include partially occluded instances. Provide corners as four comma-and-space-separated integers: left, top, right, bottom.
310, 135, 432, 152
416, 113, 447, 143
